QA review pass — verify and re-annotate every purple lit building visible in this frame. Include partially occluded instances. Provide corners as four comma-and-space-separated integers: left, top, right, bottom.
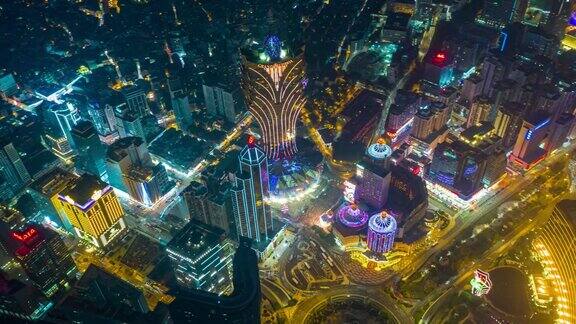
367, 212, 397, 254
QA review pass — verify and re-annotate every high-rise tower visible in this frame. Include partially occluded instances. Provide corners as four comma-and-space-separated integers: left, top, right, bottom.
230, 139, 272, 243
240, 36, 306, 158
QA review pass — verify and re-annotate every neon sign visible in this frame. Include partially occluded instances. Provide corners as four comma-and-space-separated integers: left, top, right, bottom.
470, 269, 492, 296
247, 135, 256, 148
12, 228, 38, 243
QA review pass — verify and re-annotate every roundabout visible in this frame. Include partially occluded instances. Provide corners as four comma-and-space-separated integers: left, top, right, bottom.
290, 285, 413, 324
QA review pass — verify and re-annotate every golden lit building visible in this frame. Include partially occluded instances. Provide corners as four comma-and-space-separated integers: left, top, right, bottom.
533, 200, 576, 324
240, 36, 306, 158
56, 174, 126, 248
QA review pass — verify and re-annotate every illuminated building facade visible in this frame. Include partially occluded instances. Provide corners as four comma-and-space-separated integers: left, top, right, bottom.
240, 36, 306, 158
56, 174, 126, 248
475, 0, 519, 29
355, 160, 391, 210
0, 224, 75, 296
429, 139, 487, 199
423, 51, 454, 88
533, 200, 576, 324
366, 212, 397, 254
411, 101, 450, 143
493, 101, 525, 148
166, 220, 234, 294
50, 102, 82, 149
510, 112, 551, 169
230, 142, 272, 243
106, 136, 171, 205
121, 81, 150, 118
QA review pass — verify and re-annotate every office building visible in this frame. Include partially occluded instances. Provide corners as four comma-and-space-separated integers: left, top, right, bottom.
475, 0, 519, 29
459, 122, 507, 187
167, 220, 234, 294
168, 237, 260, 323
429, 139, 488, 199
71, 121, 107, 178
106, 136, 150, 190
423, 50, 454, 88
0, 141, 31, 192
0, 273, 51, 321
241, 36, 306, 158
230, 142, 272, 243
510, 111, 552, 169
124, 165, 170, 207
493, 101, 525, 148
183, 181, 210, 224
56, 174, 126, 248
172, 92, 193, 132
115, 104, 146, 140
0, 74, 18, 97
0, 224, 75, 296
366, 211, 397, 254
53, 264, 151, 322
546, 112, 574, 152
121, 81, 150, 118
467, 96, 492, 127
106, 136, 171, 205
49, 102, 81, 149
29, 169, 78, 231
203, 84, 237, 123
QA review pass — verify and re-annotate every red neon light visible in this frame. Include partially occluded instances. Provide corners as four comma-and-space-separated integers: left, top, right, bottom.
432, 51, 447, 64
12, 228, 37, 243
411, 165, 421, 175
247, 135, 256, 148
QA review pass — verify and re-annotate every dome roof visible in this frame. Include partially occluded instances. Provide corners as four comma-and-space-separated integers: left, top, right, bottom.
369, 212, 397, 234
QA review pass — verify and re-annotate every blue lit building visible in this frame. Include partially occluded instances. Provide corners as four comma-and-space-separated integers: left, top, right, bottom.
429, 138, 487, 199
510, 111, 552, 169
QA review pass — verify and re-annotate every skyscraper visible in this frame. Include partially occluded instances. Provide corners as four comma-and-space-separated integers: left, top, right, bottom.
50, 102, 82, 149
56, 174, 126, 248
241, 36, 306, 158
121, 81, 150, 118
105, 137, 171, 205
115, 104, 146, 141
423, 50, 454, 88
0, 224, 76, 296
230, 141, 272, 243
355, 159, 392, 210
71, 121, 107, 178
168, 76, 194, 132
29, 168, 79, 231
172, 92, 194, 132
0, 141, 31, 191
183, 181, 210, 224
166, 220, 234, 294
202, 84, 237, 123
510, 111, 552, 169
